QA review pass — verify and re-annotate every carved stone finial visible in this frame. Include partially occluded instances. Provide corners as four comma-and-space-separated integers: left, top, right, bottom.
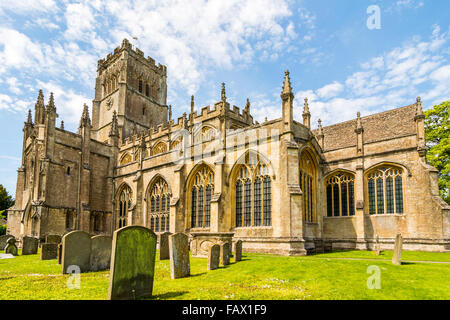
245, 98, 250, 112
317, 118, 324, 136
109, 111, 119, 137
282, 69, 293, 95
303, 97, 310, 114
356, 111, 363, 132
416, 96, 423, 116
60, 120, 64, 130
79, 103, 91, 129
169, 104, 172, 120
26, 109, 32, 125
46, 92, 56, 114
190, 95, 194, 113
221, 82, 226, 102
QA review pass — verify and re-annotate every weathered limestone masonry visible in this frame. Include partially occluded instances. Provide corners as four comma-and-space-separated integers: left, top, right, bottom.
6, 39, 450, 255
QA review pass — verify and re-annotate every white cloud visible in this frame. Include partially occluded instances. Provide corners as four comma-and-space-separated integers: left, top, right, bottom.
316, 82, 344, 99
36, 81, 91, 127
0, 0, 58, 15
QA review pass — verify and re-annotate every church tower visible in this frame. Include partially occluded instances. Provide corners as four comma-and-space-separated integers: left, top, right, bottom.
91, 39, 168, 142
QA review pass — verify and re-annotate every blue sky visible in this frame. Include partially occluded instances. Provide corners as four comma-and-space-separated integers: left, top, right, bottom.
0, 0, 449, 196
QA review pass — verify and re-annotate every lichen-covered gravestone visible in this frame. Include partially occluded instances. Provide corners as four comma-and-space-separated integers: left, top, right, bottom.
220, 242, 231, 266
22, 236, 39, 255
46, 234, 62, 244
207, 244, 220, 271
392, 233, 403, 265
90, 235, 112, 271
57, 243, 62, 264
159, 232, 171, 260
0, 235, 13, 250
108, 226, 157, 300
375, 235, 381, 256
169, 233, 190, 279
4, 237, 18, 256
61, 231, 92, 274
41, 243, 58, 260
233, 240, 242, 262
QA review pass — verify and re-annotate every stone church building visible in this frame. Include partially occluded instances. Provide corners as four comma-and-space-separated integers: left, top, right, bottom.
7, 39, 450, 255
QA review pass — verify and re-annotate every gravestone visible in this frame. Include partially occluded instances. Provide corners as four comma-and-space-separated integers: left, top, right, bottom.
22, 236, 39, 255
375, 235, 381, 256
61, 231, 91, 274
392, 234, 403, 265
90, 235, 112, 271
4, 237, 18, 256
57, 243, 62, 264
46, 234, 62, 244
0, 235, 13, 250
207, 244, 220, 271
41, 243, 58, 260
108, 226, 157, 300
233, 240, 242, 262
169, 233, 190, 279
220, 242, 231, 266
159, 232, 171, 260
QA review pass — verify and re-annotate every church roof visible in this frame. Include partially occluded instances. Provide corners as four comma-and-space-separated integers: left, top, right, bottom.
313, 103, 417, 151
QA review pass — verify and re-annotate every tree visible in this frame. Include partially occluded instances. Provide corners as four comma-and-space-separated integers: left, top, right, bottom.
0, 185, 14, 212
425, 101, 450, 205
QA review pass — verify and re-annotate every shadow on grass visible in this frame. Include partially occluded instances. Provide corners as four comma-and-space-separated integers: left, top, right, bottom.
148, 291, 189, 300
190, 272, 207, 278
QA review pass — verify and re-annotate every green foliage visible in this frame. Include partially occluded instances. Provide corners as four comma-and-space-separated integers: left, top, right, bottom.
425, 101, 450, 204
0, 185, 14, 212
0, 250, 450, 300
0, 224, 5, 236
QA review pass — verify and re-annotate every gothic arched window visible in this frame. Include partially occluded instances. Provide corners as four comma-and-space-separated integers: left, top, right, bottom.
326, 172, 355, 217
151, 142, 168, 156
300, 150, 318, 223
117, 184, 132, 229
189, 165, 214, 228
234, 152, 272, 227
367, 166, 404, 215
147, 177, 170, 233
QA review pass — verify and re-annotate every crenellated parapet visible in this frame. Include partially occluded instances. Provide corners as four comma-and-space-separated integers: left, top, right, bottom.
97, 38, 166, 77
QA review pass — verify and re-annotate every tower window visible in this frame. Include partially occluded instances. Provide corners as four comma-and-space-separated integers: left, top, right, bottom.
66, 166, 71, 176
139, 80, 143, 93
146, 84, 149, 97
142, 106, 145, 115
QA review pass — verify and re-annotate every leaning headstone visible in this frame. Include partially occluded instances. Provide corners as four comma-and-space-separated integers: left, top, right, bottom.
159, 232, 171, 260
22, 236, 39, 255
46, 234, 62, 244
392, 234, 403, 265
90, 235, 112, 271
41, 243, 58, 260
108, 226, 157, 300
4, 237, 18, 256
375, 235, 381, 256
61, 231, 91, 274
57, 243, 62, 264
220, 242, 231, 266
207, 244, 220, 271
169, 233, 190, 279
233, 240, 242, 262
0, 235, 13, 250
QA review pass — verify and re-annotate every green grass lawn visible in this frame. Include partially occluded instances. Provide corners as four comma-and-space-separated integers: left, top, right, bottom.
0, 250, 449, 300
